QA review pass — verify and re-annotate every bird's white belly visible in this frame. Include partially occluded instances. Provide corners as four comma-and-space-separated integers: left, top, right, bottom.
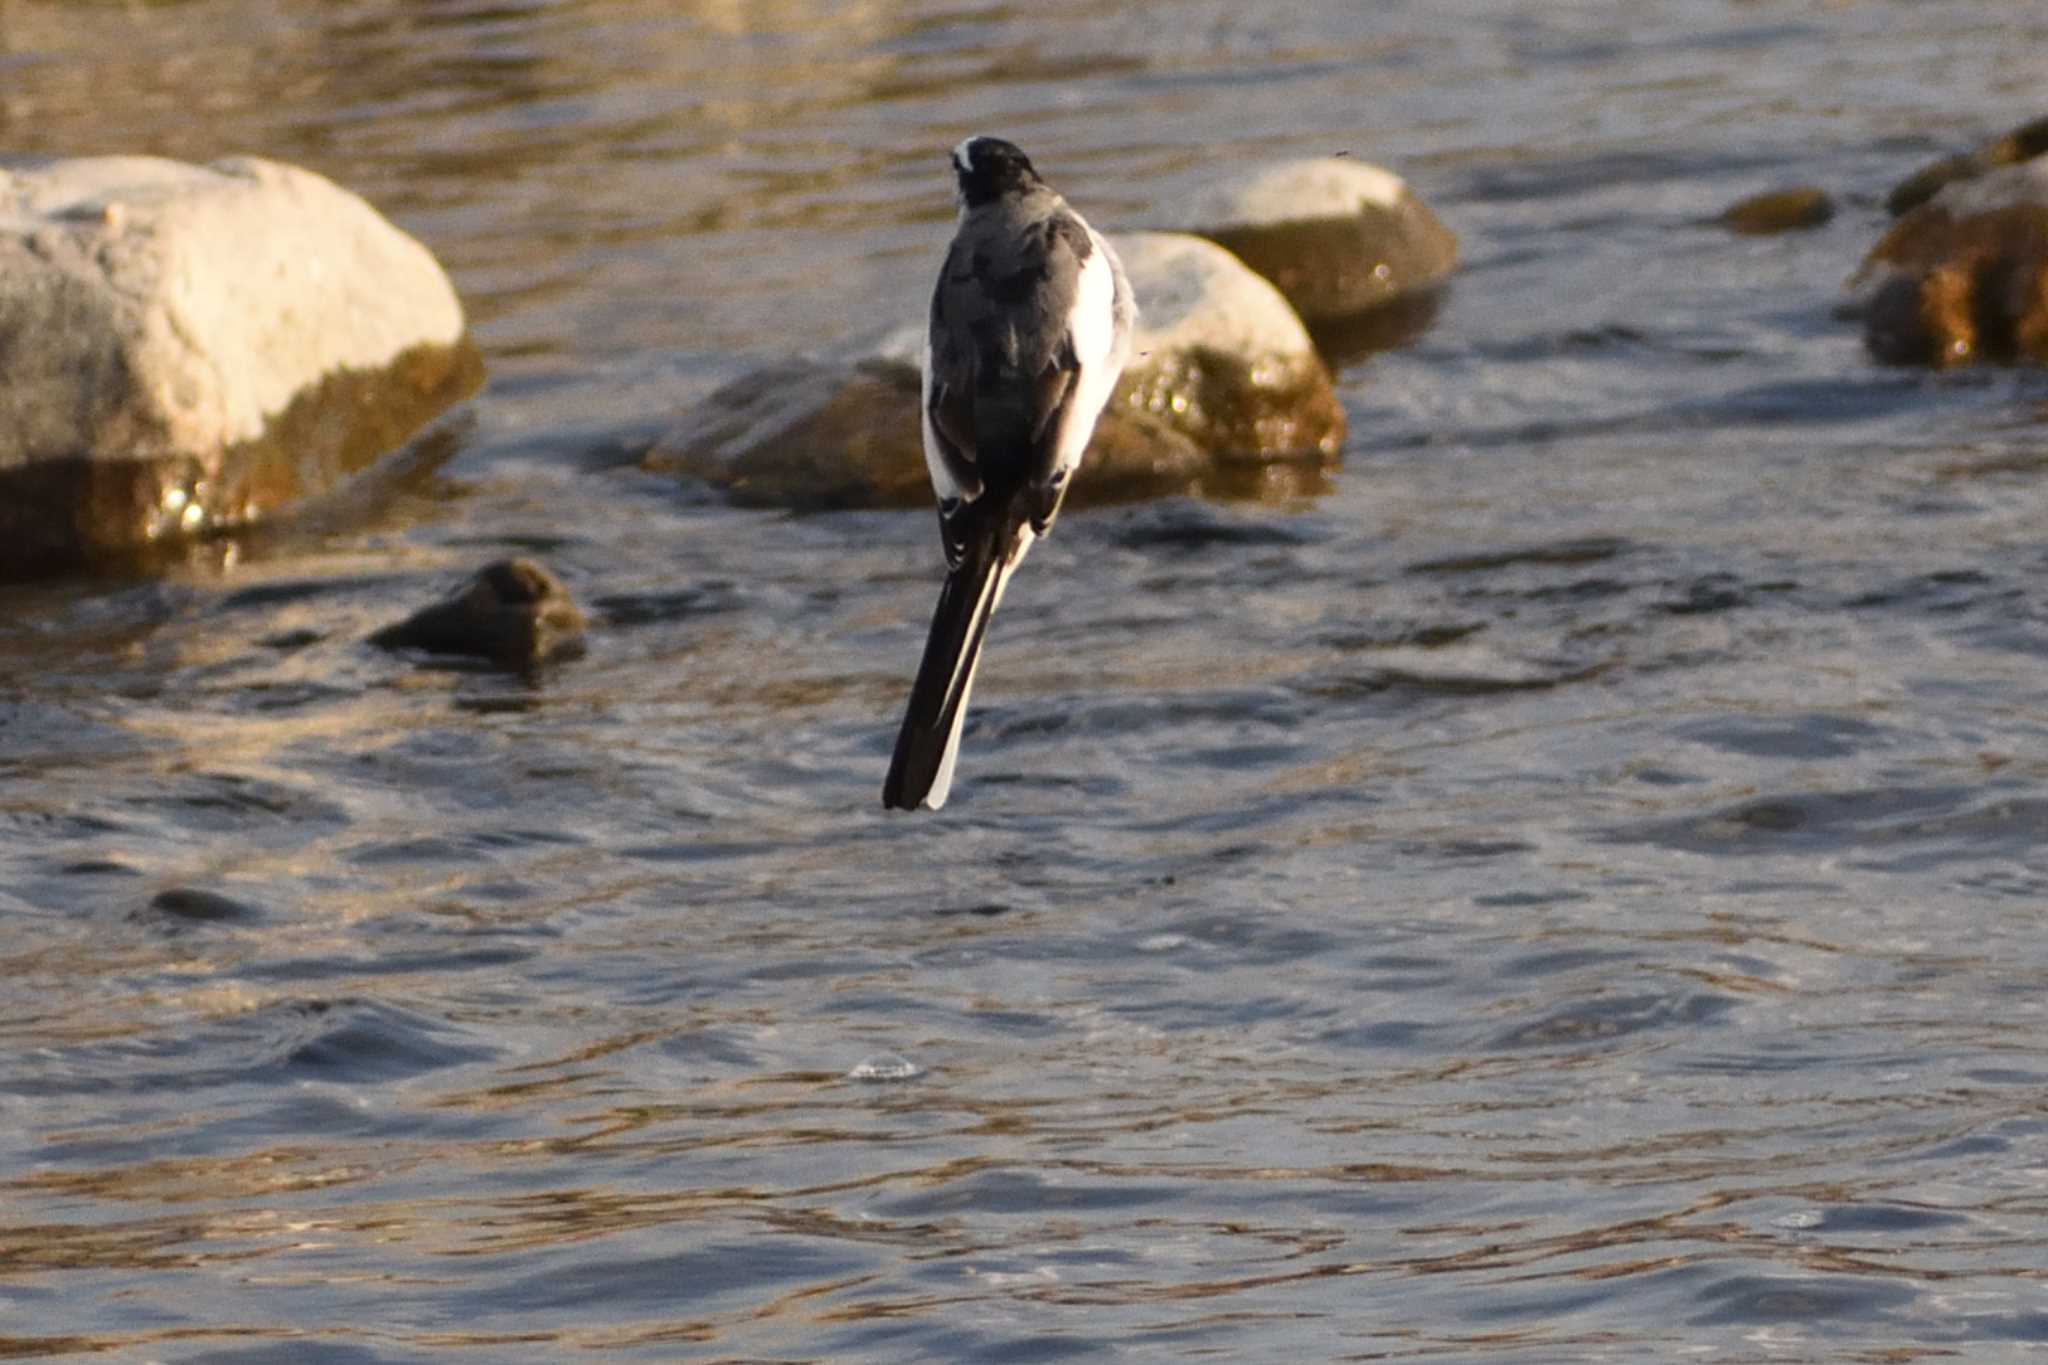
1050, 232, 1129, 480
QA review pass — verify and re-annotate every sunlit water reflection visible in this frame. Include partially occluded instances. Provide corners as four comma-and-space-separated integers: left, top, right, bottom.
7, 0, 2048, 1359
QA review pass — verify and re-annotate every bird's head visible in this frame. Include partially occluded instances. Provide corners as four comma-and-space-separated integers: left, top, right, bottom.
950, 136, 1042, 208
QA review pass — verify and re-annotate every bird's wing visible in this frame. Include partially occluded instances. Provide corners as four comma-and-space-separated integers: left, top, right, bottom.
921, 243, 984, 523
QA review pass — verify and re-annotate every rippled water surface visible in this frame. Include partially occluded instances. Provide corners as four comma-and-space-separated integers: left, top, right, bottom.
10, 1, 2048, 1359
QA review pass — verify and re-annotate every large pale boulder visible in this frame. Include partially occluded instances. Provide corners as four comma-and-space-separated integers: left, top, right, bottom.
646, 230, 1344, 508
0, 155, 479, 574
1852, 158, 2048, 367
1166, 157, 1457, 354
1102, 231, 1344, 486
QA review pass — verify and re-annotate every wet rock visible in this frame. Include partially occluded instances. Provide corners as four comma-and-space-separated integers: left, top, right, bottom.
1167, 157, 1458, 328
0, 155, 480, 576
1300, 289, 1446, 369
647, 355, 935, 509
370, 559, 586, 669
1852, 159, 2048, 367
1108, 231, 1345, 480
645, 230, 1343, 508
1719, 186, 1835, 235
1886, 115, 2048, 217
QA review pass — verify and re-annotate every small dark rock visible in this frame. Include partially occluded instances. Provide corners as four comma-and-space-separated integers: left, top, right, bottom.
145, 886, 263, 924
259, 627, 325, 651
1719, 187, 1835, 236
62, 859, 142, 877
370, 558, 586, 668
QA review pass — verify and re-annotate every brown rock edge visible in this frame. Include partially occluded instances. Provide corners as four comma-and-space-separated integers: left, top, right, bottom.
0, 339, 483, 576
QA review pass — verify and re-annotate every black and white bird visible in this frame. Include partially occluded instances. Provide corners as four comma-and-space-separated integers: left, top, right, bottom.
882, 136, 1136, 811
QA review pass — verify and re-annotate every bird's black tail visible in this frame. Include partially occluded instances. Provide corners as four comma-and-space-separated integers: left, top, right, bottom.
883, 515, 1026, 811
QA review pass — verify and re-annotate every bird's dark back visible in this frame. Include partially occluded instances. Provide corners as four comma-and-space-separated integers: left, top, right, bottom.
929, 190, 1095, 483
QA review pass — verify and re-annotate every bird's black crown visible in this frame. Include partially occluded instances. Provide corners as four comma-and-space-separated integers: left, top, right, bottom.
950, 136, 1043, 207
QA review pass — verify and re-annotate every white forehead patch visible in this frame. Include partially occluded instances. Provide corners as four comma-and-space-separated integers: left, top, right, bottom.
952, 136, 983, 174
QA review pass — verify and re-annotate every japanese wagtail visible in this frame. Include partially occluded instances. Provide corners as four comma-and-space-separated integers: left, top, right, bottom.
883, 136, 1136, 811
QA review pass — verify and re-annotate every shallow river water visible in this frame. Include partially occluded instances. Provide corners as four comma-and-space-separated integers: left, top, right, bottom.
8, 1, 2048, 1360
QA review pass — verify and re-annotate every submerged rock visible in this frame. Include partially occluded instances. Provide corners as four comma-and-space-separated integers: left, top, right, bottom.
370, 559, 587, 669
1886, 115, 2048, 217
140, 887, 265, 926
0, 155, 479, 576
1719, 186, 1836, 235
1168, 157, 1458, 331
1853, 158, 2048, 367
645, 230, 1343, 508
